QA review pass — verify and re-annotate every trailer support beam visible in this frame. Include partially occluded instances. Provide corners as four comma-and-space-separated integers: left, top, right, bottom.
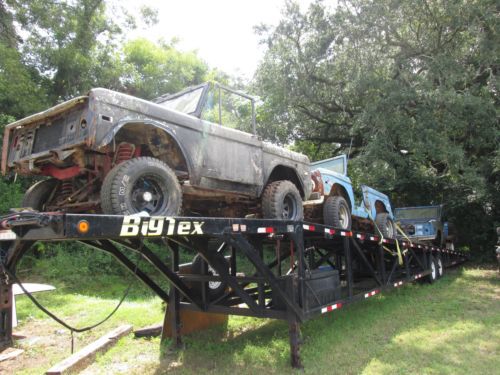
288, 316, 302, 369
0, 275, 13, 349
79, 240, 170, 302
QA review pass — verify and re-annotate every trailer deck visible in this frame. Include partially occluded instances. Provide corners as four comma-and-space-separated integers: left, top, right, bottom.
0, 211, 467, 368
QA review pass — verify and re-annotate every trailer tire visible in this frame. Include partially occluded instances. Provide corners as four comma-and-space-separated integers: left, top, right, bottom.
375, 213, 396, 239
22, 179, 59, 211
436, 256, 444, 279
191, 239, 230, 300
323, 196, 352, 230
262, 180, 303, 220
426, 254, 437, 284
101, 157, 182, 216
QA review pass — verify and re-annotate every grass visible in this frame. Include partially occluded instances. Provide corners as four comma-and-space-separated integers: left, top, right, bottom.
3, 257, 499, 374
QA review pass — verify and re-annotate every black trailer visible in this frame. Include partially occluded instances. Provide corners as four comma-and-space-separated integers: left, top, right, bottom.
0, 211, 467, 368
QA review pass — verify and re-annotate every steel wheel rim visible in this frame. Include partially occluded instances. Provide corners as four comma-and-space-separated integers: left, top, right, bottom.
431, 260, 436, 279
339, 205, 349, 229
386, 220, 394, 238
130, 174, 169, 214
438, 258, 443, 275
282, 193, 297, 219
208, 265, 222, 290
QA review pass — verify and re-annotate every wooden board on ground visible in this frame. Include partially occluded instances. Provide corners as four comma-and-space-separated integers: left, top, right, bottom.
134, 323, 163, 338
45, 325, 132, 375
0, 348, 23, 362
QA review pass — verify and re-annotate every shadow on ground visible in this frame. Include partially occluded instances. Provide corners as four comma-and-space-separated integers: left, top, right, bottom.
141, 266, 499, 374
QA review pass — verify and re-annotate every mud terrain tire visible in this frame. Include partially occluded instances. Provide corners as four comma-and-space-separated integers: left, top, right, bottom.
323, 196, 352, 230
375, 212, 396, 239
101, 157, 182, 216
262, 180, 303, 220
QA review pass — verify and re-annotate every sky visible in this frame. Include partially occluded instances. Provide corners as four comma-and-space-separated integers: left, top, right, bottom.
122, 0, 314, 80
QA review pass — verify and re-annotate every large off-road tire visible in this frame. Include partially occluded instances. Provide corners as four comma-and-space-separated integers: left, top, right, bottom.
323, 196, 352, 230
262, 180, 303, 220
101, 157, 182, 216
375, 212, 396, 239
22, 179, 59, 211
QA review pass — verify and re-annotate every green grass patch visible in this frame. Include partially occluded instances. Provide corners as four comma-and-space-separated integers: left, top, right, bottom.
4, 264, 499, 374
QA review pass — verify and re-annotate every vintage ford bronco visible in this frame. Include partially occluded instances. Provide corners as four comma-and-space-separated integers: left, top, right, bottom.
395, 205, 455, 248
2, 83, 311, 219
307, 155, 396, 238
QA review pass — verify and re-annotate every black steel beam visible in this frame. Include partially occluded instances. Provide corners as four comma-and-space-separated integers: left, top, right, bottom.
226, 233, 304, 321
117, 239, 203, 309
350, 239, 383, 286
79, 240, 170, 302
190, 238, 261, 313
344, 237, 354, 299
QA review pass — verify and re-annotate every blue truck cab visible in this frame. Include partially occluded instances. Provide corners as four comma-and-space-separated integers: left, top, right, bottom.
395, 205, 454, 248
309, 155, 396, 237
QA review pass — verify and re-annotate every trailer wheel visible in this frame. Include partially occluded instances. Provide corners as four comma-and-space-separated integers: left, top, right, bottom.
323, 196, 352, 230
262, 180, 303, 220
101, 157, 182, 216
375, 213, 396, 239
426, 254, 437, 284
22, 179, 58, 211
191, 252, 228, 300
436, 256, 444, 278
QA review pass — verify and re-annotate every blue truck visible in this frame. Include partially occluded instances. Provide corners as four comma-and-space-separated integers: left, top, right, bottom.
395, 205, 454, 249
306, 155, 396, 238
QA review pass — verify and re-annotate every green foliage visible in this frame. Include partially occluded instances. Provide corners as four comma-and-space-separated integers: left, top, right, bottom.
255, 0, 499, 257
122, 38, 209, 100
10, 0, 125, 101
0, 177, 23, 212
0, 41, 48, 118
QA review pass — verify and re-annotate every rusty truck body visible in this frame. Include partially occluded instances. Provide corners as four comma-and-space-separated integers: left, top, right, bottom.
2, 83, 311, 219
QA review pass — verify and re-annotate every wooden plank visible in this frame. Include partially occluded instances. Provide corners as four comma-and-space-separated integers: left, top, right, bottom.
45, 325, 132, 375
134, 323, 162, 338
0, 348, 24, 362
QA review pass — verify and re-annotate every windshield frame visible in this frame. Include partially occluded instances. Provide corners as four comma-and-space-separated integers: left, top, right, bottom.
395, 205, 442, 221
153, 83, 210, 118
310, 155, 347, 175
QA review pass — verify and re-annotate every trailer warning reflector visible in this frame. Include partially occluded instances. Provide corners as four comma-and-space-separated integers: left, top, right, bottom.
393, 281, 403, 287
340, 231, 352, 237
0, 230, 16, 240
303, 224, 315, 231
257, 227, 274, 234
324, 228, 335, 235
321, 302, 342, 314
364, 290, 380, 298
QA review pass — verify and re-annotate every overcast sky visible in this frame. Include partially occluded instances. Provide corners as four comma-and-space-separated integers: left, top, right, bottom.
122, 0, 314, 80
